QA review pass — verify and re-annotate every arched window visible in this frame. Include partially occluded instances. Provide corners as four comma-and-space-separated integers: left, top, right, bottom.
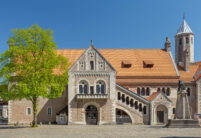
141, 88, 145, 96
96, 81, 105, 94
162, 88, 165, 94
166, 88, 170, 96
139, 103, 142, 112
143, 106, 147, 114
135, 101, 138, 109
146, 88, 150, 96
79, 80, 88, 94
90, 61, 94, 70
130, 99, 134, 107
118, 92, 121, 100
157, 88, 161, 92
137, 88, 140, 95
126, 96, 129, 105
187, 88, 190, 96
122, 94, 125, 103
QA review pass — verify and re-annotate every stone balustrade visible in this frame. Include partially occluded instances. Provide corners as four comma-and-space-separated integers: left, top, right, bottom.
76, 94, 108, 99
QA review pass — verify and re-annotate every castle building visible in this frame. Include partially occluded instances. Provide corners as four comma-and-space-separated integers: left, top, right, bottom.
1, 19, 201, 125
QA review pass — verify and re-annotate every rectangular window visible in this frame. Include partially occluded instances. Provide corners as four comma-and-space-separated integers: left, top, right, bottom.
90, 61, 94, 70
173, 108, 176, 114
101, 85, 105, 94
0, 109, 2, 117
143, 106, 147, 114
186, 37, 189, 44
47, 107, 52, 115
90, 86, 94, 94
27, 108, 31, 115
84, 85, 87, 94
96, 85, 100, 94
179, 38, 182, 45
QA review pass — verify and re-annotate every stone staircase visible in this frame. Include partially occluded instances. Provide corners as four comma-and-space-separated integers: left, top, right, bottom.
115, 84, 150, 123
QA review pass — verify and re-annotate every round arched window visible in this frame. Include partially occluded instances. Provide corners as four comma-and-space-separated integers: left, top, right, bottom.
117, 92, 121, 100
79, 80, 88, 94
122, 94, 125, 103
96, 81, 106, 94
141, 88, 145, 96
146, 88, 150, 96
166, 88, 170, 96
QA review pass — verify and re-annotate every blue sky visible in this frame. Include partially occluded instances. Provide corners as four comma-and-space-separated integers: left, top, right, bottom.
0, 0, 200, 61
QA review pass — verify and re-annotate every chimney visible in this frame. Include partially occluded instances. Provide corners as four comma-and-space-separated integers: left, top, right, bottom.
184, 46, 190, 72
165, 37, 171, 52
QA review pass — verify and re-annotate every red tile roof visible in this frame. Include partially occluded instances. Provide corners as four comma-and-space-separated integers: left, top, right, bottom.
194, 62, 201, 81
178, 64, 200, 82
56, 49, 200, 83
147, 92, 158, 101
57, 49, 178, 77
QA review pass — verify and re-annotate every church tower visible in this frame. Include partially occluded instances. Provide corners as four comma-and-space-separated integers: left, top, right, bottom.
175, 18, 194, 66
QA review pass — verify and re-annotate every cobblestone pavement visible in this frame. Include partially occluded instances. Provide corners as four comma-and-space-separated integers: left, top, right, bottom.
0, 125, 201, 138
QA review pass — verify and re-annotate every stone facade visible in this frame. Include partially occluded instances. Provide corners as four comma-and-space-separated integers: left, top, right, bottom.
8, 89, 68, 124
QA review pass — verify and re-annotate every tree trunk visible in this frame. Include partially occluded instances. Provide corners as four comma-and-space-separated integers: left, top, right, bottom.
32, 96, 38, 127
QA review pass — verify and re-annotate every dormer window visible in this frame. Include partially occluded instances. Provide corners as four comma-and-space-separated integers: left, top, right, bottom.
121, 61, 132, 68
143, 60, 154, 68
90, 61, 94, 70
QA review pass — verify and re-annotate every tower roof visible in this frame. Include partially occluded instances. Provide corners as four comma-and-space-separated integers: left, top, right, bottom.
176, 19, 193, 35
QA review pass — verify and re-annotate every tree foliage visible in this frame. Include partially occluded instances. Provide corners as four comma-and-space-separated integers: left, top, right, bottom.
0, 24, 69, 126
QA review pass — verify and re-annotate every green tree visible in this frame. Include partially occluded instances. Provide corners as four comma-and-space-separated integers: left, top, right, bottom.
0, 25, 69, 127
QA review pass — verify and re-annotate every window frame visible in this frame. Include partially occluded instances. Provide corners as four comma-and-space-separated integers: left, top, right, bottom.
96, 80, 106, 94
186, 37, 189, 44
26, 107, 31, 115
141, 88, 145, 96
79, 80, 88, 94
146, 88, 150, 96
47, 107, 52, 115
90, 61, 94, 70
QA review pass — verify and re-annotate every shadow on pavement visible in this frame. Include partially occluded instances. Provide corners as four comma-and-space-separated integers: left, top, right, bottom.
0, 125, 30, 129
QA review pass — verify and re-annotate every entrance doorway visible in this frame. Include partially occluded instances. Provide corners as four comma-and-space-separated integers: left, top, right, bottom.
86, 105, 98, 125
157, 111, 164, 123
156, 105, 168, 124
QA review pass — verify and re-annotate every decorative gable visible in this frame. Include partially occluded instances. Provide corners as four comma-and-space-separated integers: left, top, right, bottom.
69, 44, 116, 73
149, 92, 172, 104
